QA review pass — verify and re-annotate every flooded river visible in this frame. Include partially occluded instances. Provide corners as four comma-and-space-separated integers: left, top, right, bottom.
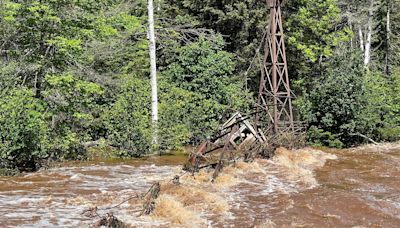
0, 144, 399, 227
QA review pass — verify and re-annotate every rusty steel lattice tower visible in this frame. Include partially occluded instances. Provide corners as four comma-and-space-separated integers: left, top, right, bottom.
256, 0, 297, 138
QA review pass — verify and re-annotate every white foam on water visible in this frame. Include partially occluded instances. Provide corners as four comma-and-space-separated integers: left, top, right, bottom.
0, 148, 342, 227
0, 163, 183, 227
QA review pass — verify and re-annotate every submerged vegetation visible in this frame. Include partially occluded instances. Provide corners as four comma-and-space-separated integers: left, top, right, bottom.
1, 0, 400, 171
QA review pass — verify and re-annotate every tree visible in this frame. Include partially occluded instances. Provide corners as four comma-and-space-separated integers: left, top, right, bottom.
0, 89, 50, 170
103, 77, 152, 156
284, 0, 351, 80
162, 36, 251, 143
160, 0, 267, 91
338, 0, 400, 71
299, 50, 366, 146
148, 0, 159, 151
0, 0, 153, 168
374, 0, 400, 75
364, 0, 375, 66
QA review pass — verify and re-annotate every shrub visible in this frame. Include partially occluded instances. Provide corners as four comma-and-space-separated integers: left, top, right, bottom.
102, 77, 152, 156
299, 51, 365, 146
42, 73, 104, 159
0, 88, 50, 170
162, 36, 251, 143
300, 52, 400, 147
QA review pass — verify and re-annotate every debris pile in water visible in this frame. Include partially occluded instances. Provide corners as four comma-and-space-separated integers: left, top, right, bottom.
147, 148, 336, 226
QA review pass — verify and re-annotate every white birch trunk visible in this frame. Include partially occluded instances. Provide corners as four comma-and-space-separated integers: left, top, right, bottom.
385, 0, 391, 74
148, 0, 159, 148
364, 0, 374, 66
347, 5, 353, 49
359, 27, 364, 51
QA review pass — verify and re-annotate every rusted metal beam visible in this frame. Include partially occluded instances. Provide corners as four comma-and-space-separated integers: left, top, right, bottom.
256, 0, 299, 139
186, 112, 266, 172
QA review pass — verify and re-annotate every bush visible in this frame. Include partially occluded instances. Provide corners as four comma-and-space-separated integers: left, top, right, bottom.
102, 77, 152, 156
306, 126, 344, 148
161, 36, 251, 143
299, 51, 365, 146
42, 73, 104, 159
158, 83, 193, 150
300, 51, 400, 147
101, 37, 252, 155
0, 88, 50, 170
378, 68, 400, 141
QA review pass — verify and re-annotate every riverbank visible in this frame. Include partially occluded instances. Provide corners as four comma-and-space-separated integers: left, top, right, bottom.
2, 141, 399, 177
0, 146, 192, 177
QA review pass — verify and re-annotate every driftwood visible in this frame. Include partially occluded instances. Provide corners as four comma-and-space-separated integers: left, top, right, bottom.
350, 133, 379, 145
82, 194, 141, 218
93, 213, 126, 228
82, 140, 101, 148
140, 182, 161, 216
172, 175, 180, 185
83, 183, 161, 227
83, 182, 161, 227
211, 125, 238, 181
82, 206, 99, 218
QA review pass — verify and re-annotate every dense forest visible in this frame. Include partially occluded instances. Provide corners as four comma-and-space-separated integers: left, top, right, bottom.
0, 0, 399, 171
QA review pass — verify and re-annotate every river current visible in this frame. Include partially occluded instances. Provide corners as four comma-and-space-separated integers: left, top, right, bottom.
1, 144, 399, 227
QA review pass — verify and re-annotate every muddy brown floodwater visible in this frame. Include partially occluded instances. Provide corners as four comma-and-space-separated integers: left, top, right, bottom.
0, 144, 399, 227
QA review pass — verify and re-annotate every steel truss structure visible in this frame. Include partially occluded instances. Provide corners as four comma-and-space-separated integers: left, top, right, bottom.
256, 0, 303, 138
186, 0, 305, 173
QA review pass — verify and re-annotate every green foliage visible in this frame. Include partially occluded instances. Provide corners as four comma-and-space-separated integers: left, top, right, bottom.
164, 36, 237, 101
0, 89, 50, 170
378, 69, 400, 140
42, 73, 104, 159
158, 83, 194, 149
102, 77, 152, 156
353, 69, 400, 142
0, 0, 149, 168
162, 0, 267, 67
1, 0, 400, 172
286, 0, 351, 63
386, 69, 400, 123
306, 126, 344, 148
102, 37, 250, 153
355, 71, 389, 139
299, 50, 366, 146
300, 50, 400, 146
162, 37, 251, 143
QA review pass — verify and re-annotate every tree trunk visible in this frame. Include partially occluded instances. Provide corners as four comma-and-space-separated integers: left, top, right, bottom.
385, 0, 391, 76
359, 27, 364, 52
347, 5, 353, 49
349, 22, 353, 49
364, 0, 374, 66
148, 0, 159, 150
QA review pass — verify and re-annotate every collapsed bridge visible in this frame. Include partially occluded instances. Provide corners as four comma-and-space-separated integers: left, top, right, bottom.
185, 0, 305, 176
